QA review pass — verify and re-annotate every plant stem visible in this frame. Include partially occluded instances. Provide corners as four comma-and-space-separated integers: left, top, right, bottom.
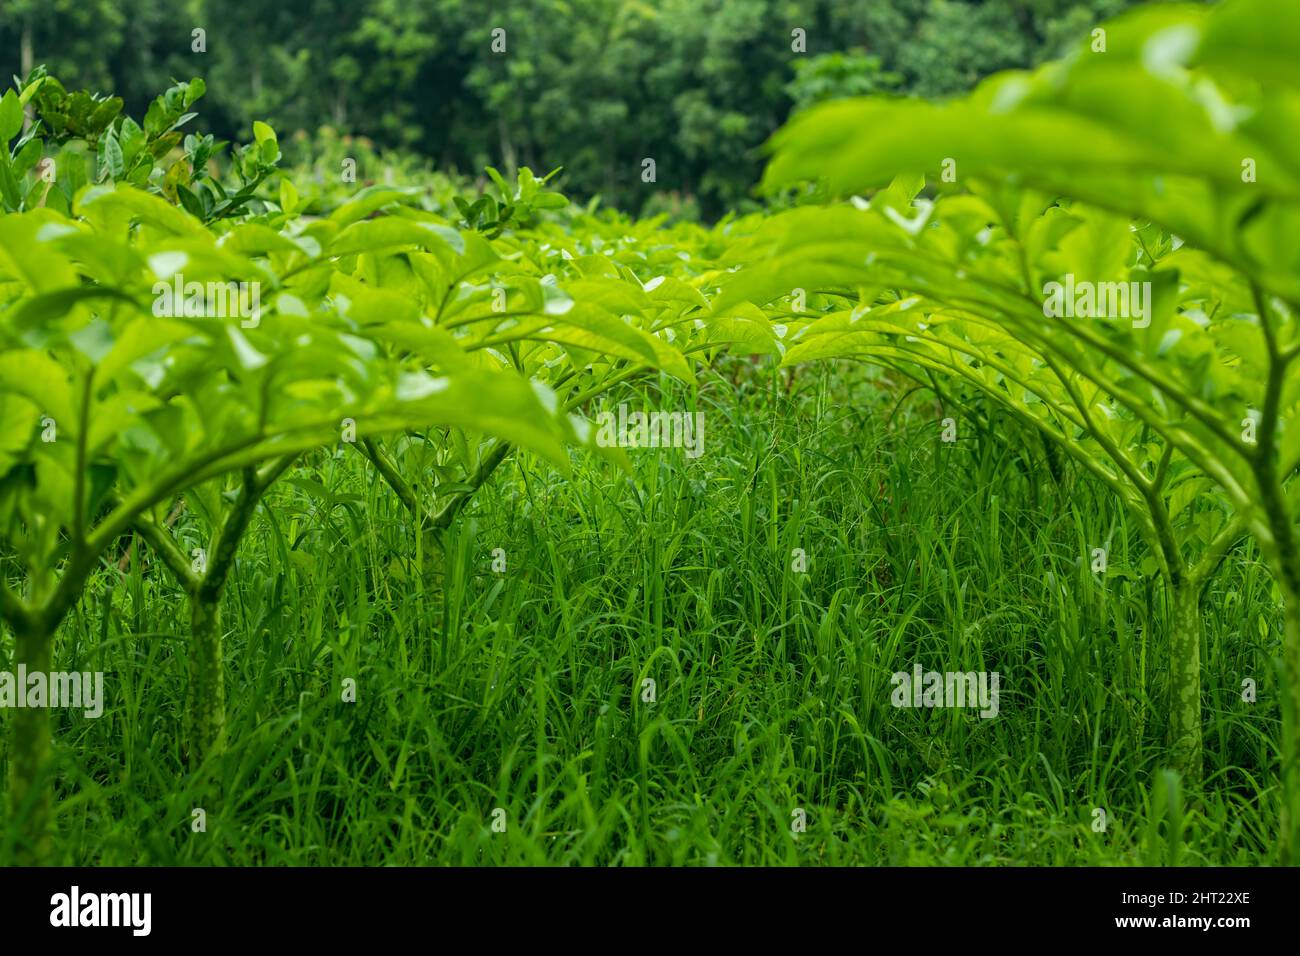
1281, 595, 1300, 864
1167, 583, 1203, 783
185, 594, 225, 767
6, 622, 54, 864
182, 465, 281, 767
1250, 284, 1300, 861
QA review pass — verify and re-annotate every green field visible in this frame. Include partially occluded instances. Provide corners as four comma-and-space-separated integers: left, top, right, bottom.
18, 362, 1280, 865
1, 0, 1298, 867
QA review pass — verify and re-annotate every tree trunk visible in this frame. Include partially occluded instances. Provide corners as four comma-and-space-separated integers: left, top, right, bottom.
185, 595, 226, 767
7, 624, 53, 864
1166, 582, 1203, 782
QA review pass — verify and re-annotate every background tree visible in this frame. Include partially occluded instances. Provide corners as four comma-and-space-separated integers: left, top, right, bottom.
1, 0, 1155, 215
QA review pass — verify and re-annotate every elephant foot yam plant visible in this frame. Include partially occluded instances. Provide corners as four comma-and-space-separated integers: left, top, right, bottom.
0, 0, 1295, 873
726, 0, 1300, 862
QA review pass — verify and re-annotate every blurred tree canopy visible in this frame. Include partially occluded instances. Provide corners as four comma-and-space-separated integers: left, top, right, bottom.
1, 0, 1154, 217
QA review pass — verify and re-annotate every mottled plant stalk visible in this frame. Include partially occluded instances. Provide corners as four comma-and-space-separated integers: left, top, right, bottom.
1255, 486, 1300, 862
1045, 355, 1219, 785
136, 459, 294, 768
1278, 596, 1300, 865
7, 621, 53, 864
182, 461, 291, 767
1249, 285, 1300, 864
1271, 594, 1300, 865
359, 438, 512, 582
3, 548, 97, 864
1166, 583, 1203, 783
184, 593, 226, 766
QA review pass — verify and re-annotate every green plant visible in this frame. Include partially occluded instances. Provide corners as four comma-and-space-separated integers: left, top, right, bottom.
0, 170, 573, 858
454, 165, 568, 238
733, 0, 1300, 857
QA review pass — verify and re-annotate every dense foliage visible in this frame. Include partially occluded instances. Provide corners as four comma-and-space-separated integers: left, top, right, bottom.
0, 0, 1146, 217
0, 0, 1295, 867
726, 0, 1300, 860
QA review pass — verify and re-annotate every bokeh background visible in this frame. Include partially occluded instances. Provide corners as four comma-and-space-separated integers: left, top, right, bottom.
0, 0, 1150, 218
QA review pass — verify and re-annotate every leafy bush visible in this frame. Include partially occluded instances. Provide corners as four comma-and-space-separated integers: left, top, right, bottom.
2, 0, 1298, 868
726, 0, 1300, 861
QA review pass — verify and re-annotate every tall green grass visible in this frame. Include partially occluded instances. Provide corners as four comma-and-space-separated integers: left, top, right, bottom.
0, 358, 1280, 864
